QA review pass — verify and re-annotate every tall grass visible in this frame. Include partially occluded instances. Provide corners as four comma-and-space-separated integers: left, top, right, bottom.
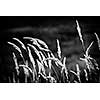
7, 20, 100, 83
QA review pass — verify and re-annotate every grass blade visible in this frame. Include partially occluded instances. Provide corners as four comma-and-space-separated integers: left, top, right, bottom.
12, 52, 19, 75
94, 33, 100, 50
57, 39, 61, 59
76, 20, 85, 51
85, 41, 94, 57
13, 38, 27, 50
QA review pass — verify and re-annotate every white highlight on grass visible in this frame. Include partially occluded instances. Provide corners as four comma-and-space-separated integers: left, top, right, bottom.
85, 41, 94, 57
23, 37, 49, 51
19, 64, 33, 74
8, 42, 22, 54
36, 38, 49, 49
8, 41, 25, 62
94, 32, 100, 50
27, 46, 37, 81
47, 53, 52, 76
62, 57, 69, 81
80, 41, 94, 72
57, 39, 61, 59
12, 52, 19, 75
39, 51, 48, 67
36, 59, 46, 76
76, 20, 85, 51
13, 38, 27, 50
84, 69, 88, 81
76, 64, 81, 82
27, 44, 42, 60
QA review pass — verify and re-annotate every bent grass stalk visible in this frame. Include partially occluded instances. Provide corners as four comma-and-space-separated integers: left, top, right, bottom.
8, 42, 26, 64
94, 32, 100, 50
13, 38, 27, 50
23, 37, 49, 51
8, 42, 22, 54
39, 51, 48, 67
19, 64, 33, 74
36, 38, 49, 49
27, 44, 45, 64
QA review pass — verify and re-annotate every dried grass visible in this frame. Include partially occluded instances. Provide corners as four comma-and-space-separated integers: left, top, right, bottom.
7, 20, 100, 83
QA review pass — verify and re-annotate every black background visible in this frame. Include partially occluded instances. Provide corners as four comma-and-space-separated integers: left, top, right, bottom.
0, 16, 100, 31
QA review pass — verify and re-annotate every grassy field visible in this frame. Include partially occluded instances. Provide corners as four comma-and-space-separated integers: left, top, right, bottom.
0, 20, 100, 83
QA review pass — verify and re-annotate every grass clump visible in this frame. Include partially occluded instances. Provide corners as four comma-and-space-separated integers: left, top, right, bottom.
7, 20, 100, 83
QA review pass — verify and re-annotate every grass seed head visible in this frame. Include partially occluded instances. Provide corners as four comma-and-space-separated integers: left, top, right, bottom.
13, 38, 27, 50
12, 52, 19, 75
94, 33, 100, 50
76, 20, 85, 52
57, 39, 61, 59
8, 42, 22, 54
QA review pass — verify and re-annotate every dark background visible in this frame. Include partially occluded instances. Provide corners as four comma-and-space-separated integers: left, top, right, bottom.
0, 16, 100, 31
